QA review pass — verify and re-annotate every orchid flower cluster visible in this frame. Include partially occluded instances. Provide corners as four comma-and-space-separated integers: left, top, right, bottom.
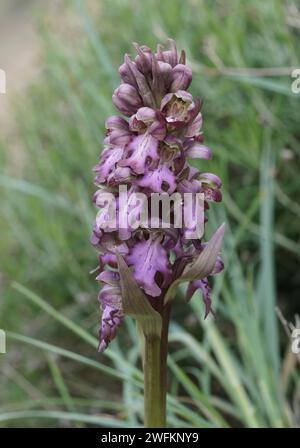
91, 39, 224, 352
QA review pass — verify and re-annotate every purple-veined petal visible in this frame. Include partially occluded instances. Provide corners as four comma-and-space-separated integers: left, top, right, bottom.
186, 278, 215, 319
185, 112, 203, 137
116, 252, 162, 338
199, 172, 222, 188
119, 133, 159, 174
135, 163, 176, 193
112, 83, 143, 116
186, 144, 212, 160
126, 237, 172, 297
170, 64, 192, 92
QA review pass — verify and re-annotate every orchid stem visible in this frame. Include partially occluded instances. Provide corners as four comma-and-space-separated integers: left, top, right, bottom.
143, 303, 171, 428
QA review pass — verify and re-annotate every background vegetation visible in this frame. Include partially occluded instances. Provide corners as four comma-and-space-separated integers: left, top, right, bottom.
0, 0, 299, 427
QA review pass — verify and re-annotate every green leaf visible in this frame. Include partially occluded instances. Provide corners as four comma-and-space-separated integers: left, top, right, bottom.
0, 410, 132, 427
182, 222, 226, 280
227, 75, 293, 96
164, 223, 225, 304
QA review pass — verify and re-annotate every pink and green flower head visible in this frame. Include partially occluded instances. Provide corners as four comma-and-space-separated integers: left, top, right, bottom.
91, 39, 225, 352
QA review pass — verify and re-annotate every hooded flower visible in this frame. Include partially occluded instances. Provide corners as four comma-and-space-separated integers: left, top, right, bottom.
91, 39, 225, 351
160, 90, 199, 128
129, 107, 166, 140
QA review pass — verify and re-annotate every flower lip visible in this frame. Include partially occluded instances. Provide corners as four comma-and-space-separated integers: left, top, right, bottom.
118, 133, 159, 175
126, 236, 172, 297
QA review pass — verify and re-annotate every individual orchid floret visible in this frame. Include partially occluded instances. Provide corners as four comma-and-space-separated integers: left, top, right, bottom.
93, 146, 124, 185
185, 111, 203, 138
160, 90, 200, 128
184, 142, 212, 160
96, 271, 124, 352
105, 116, 131, 146
156, 39, 179, 67
129, 107, 166, 140
199, 172, 222, 202
170, 64, 193, 92
133, 44, 153, 75
112, 83, 143, 116
186, 251, 224, 318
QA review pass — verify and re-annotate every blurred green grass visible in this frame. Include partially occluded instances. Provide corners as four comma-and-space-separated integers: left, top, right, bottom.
0, 0, 299, 427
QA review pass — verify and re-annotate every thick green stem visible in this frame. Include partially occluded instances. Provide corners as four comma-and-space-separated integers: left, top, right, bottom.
143, 303, 171, 428
144, 335, 164, 427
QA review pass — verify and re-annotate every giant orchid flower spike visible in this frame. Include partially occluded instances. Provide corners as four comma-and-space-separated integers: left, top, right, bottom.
91, 39, 225, 427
